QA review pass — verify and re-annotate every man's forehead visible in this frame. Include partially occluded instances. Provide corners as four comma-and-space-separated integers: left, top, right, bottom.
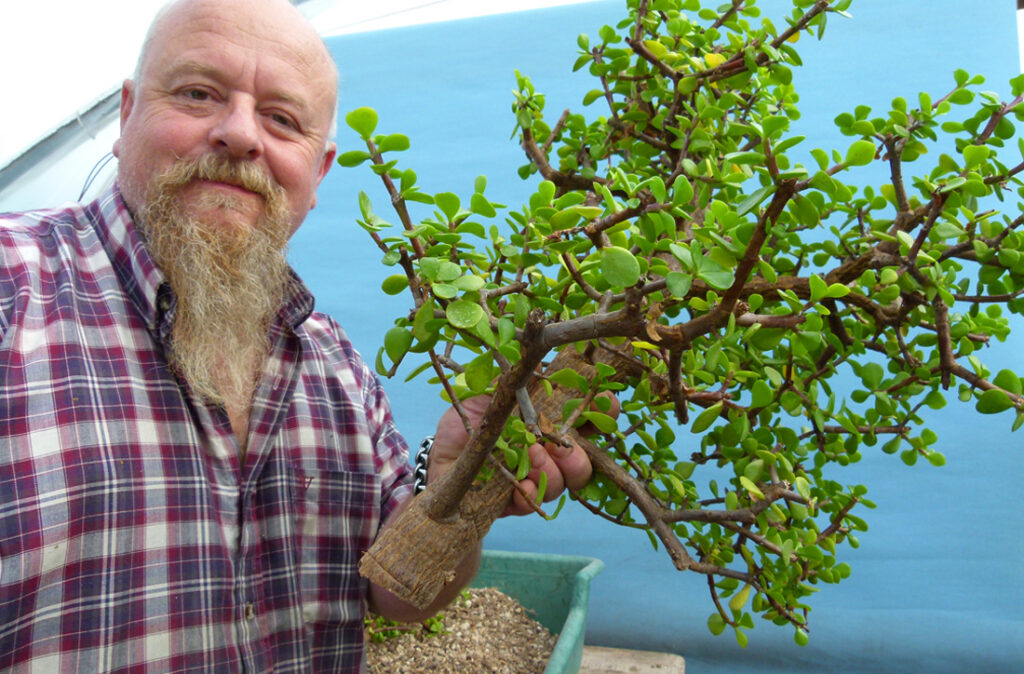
145, 0, 334, 78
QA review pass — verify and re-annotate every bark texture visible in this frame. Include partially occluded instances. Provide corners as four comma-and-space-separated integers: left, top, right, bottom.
359, 474, 514, 610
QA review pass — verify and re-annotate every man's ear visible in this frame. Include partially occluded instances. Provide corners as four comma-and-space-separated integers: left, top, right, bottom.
112, 79, 136, 158
309, 142, 337, 210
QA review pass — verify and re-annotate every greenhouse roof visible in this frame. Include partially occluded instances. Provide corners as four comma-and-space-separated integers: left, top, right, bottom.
0, 0, 597, 209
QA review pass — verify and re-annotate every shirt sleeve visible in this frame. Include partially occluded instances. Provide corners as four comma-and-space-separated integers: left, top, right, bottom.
360, 360, 415, 526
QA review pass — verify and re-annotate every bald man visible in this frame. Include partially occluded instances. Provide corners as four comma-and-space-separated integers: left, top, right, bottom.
0, 0, 591, 671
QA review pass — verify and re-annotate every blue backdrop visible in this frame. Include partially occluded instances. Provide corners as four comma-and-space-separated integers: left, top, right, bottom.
292, 1, 1024, 670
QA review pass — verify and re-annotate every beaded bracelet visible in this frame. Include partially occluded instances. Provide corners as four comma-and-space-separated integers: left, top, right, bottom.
413, 435, 434, 494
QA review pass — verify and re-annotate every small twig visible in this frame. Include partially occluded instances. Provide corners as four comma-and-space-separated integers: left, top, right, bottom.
707, 577, 737, 628
954, 289, 1024, 303
486, 453, 549, 518
366, 138, 427, 260
521, 126, 601, 192
796, 425, 906, 441
557, 386, 599, 438
932, 295, 954, 389
560, 253, 605, 302
516, 386, 543, 439
574, 496, 648, 529
543, 110, 571, 154
668, 348, 689, 424
816, 498, 859, 545
722, 521, 795, 562
481, 282, 529, 302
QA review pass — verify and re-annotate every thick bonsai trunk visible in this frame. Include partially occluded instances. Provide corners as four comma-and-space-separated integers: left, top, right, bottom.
358, 467, 514, 609
359, 345, 632, 609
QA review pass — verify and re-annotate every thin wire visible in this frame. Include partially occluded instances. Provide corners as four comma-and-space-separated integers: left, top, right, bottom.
79, 152, 116, 201
329, 0, 448, 31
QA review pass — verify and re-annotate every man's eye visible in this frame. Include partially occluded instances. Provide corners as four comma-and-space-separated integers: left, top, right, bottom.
270, 113, 297, 129
185, 89, 210, 101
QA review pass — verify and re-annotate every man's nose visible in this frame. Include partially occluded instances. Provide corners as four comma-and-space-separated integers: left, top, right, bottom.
209, 99, 263, 160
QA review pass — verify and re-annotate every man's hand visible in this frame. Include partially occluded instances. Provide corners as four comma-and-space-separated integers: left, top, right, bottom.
430, 394, 616, 516
369, 392, 618, 619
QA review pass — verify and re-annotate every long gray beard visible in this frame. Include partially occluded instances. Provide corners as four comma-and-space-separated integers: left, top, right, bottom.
134, 155, 292, 407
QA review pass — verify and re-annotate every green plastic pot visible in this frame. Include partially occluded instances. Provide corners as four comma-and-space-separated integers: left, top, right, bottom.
472, 549, 604, 674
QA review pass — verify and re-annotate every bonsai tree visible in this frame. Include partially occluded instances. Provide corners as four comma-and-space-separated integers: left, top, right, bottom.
342, 0, 1024, 646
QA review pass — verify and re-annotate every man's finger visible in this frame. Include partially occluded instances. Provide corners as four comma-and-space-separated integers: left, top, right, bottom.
527, 443, 566, 502
546, 441, 592, 491
503, 479, 539, 517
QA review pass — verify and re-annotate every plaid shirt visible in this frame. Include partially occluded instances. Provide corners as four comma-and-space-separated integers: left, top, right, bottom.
0, 185, 413, 672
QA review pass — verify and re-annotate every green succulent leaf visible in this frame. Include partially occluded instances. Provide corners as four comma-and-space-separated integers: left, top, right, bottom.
381, 274, 408, 295
844, 139, 876, 166
377, 133, 410, 153
345, 106, 378, 139
446, 300, 484, 329
337, 150, 371, 167
976, 388, 1014, 414
435, 193, 461, 220
691, 402, 723, 434
601, 246, 642, 287
465, 352, 496, 393
581, 411, 618, 434
383, 327, 412, 365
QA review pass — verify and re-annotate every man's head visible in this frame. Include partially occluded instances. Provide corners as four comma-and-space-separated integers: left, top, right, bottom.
112, 0, 339, 406
114, 0, 338, 234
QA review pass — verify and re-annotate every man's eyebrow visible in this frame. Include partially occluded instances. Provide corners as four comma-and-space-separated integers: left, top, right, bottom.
164, 60, 222, 81
267, 90, 312, 115
164, 60, 312, 113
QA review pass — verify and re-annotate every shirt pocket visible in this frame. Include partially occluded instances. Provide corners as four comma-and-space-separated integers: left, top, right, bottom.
290, 467, 379, 627
0, 462, 70, 598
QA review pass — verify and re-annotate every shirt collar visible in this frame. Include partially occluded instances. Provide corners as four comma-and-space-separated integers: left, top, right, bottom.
281, 271, 316, 329
87, 182, 166, 334
87, 182, 316, 334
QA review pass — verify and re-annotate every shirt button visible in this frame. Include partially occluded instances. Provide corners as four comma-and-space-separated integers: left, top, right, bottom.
245, 603, 256, 620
